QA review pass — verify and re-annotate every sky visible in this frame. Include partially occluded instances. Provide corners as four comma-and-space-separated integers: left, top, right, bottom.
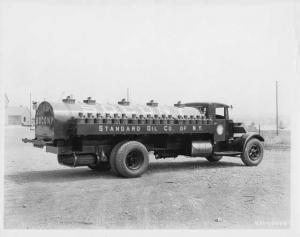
1, 0, 298, 119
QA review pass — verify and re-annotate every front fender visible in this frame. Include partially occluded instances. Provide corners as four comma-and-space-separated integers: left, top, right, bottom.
233, 132, 264, 152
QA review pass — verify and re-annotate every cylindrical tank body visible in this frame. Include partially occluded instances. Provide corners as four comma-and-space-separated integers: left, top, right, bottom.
35, 100, 203, 140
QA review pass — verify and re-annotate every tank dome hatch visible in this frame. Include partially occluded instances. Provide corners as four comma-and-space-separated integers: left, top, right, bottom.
62, 96, 75, 104
118, 98, 130, 106
174, 101, 185, 108
146, 100, 158, 107
83, 97, 96, 105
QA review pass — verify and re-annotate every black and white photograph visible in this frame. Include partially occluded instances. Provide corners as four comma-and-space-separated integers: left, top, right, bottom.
1, 0, 299, 235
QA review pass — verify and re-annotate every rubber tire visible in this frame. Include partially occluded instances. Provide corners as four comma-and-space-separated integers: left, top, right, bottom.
88, 162, 110, 171
114, 141, 149, 178
109, 141, 129, 176
206, 155, 223, 162
241, 138, 264, 166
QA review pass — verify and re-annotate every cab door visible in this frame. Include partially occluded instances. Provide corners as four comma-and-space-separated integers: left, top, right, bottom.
214, 106, 227, 141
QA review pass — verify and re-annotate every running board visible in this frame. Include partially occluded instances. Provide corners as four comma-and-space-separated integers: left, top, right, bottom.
214, 151, 242, 156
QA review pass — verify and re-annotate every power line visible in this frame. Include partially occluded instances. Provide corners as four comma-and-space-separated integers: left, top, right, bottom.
29, 93, 32, 129
276, 81, 279, 136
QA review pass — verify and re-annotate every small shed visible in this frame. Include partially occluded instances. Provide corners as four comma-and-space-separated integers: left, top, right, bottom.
5, 106, 31, 126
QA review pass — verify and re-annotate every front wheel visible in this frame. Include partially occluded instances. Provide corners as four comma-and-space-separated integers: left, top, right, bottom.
241, 138, 264, 166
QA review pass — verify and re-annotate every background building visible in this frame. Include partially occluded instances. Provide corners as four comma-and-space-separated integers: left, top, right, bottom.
5, 93, 32, 126
5, 106, 31, 126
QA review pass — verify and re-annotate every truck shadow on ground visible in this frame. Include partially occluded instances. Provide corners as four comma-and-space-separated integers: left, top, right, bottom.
149, 159, 243, 173
5, 160, 243, 185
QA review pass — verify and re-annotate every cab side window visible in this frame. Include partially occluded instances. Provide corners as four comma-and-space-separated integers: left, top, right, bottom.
215, 107, 225, 119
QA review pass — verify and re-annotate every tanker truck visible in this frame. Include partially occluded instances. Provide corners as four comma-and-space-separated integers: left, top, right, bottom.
23, 96, 264, 178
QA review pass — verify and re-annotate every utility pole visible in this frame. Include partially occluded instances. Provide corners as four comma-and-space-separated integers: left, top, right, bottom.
29, 93, 32, 129
276, 81, 279, 136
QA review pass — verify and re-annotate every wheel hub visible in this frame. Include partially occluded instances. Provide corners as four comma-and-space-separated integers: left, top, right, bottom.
248, 144, 261, 161
125, 150, 144, 170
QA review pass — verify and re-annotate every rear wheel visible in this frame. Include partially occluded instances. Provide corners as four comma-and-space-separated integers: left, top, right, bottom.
109, 141, 129, 176
241, 138, 264, 166
206, 155, 222, 162
114, 141, 149, 178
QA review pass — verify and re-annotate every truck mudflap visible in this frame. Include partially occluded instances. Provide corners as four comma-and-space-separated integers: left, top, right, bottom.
22, 138, 52, 148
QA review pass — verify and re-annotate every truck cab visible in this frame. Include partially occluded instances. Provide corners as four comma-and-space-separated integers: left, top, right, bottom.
184, 102, 263, 160
184, 102, 235, 141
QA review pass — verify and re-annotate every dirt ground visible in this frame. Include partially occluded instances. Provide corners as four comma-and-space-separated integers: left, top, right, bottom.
4, 126, 290, 229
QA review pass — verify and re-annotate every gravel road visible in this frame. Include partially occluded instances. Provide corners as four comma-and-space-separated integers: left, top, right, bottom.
4, 126, 290, 229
